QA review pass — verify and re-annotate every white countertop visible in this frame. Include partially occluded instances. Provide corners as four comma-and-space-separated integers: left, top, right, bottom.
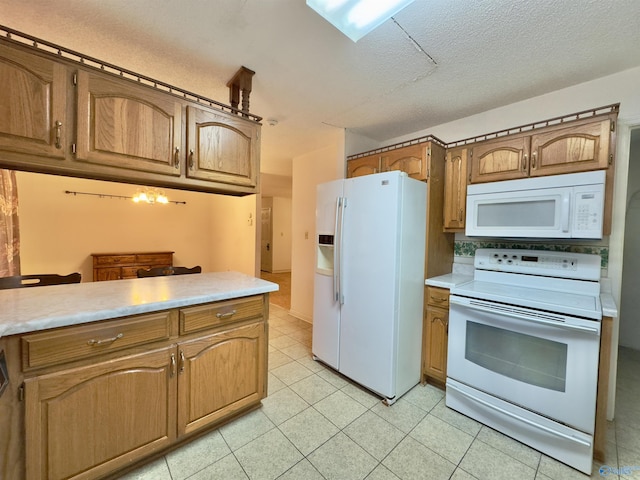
425, 273, 473, 289
0, 271, 279, 338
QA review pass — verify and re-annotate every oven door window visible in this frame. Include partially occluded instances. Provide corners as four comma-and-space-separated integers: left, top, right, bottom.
465, 321, 568, 392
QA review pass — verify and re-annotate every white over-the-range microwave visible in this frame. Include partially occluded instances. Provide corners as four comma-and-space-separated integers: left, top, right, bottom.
465, 170, 606, 239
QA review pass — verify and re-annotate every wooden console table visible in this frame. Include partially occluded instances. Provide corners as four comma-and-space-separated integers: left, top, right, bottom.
91, 251, 174, 281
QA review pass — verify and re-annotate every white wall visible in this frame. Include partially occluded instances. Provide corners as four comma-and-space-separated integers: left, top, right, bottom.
16, 172, 256, 280
272, 197, 292, 272
289, 131, 345, 322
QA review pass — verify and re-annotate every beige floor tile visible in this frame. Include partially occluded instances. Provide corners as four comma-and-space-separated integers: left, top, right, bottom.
296, 355, 326, 373
431, 398, 482, 436
307, 432, 378, 480
269, 334, 299, 350
267, 372, 286, 395
476, 425, 541, 469
278, 406, 339, 456
401, 383, 445, 412
343, 410, 406, 461
234, 428, 303, 480
451, 468, 481, 480
341, 381, 382, 408
316, 367, 351, 388
370, 398, 427, 434
314, 389, 368, 429
365, 464, 401, 480
260, 387, 309, 426
188, 453, 249, 480
280, 342, 311, 360
271, 360, 314, 385
278, 459, 325, 479
409, 414, 474, 464
268, 350, 294, 370
460, 441, 535, 480
118, 457, 172, 480
383, 436, 456, 480
165, 429, 231, 480
219, 409, 275, 451
289, 373, 338, 404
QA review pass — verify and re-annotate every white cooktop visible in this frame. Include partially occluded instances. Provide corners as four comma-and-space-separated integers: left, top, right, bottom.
451, 249, 602, 320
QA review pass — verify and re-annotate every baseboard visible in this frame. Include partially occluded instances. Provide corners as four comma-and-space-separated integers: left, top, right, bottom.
287, 309, 312, 323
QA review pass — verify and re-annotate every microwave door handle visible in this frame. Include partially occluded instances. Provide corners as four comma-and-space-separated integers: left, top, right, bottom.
561, 193, 570, 232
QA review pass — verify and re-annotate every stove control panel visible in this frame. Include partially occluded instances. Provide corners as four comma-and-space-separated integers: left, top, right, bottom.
474, 248, 601, 280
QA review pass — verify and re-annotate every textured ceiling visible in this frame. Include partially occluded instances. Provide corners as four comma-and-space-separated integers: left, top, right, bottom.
3, 0, 640, 179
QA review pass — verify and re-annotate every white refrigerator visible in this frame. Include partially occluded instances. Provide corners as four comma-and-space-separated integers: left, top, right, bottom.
312, 170, 427, 405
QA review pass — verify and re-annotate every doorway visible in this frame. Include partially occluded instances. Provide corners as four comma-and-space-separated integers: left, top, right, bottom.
619, 128, 640, 349
260, 207, 272, 273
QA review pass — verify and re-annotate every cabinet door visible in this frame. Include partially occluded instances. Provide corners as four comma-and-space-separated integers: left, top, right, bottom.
94, 267, 122, 281
469, 136, 530, 183
443, 147, 468, 231
24, 346, 176, 480
381, 144, 427, 180
0, 44, 67, 159
530, 118, 611, 176
75, 70, 182, 176
423, 305, 449, 383
177, 321, 266, 436
346, 154, 380, 178
186, 106, 258, 188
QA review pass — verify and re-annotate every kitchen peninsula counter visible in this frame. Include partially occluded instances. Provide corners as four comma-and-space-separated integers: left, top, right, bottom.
0, 271, 278, 480
0, 271, 278, 338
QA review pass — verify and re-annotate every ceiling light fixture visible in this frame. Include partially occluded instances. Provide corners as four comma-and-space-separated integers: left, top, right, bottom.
307, 0, 416, 42
132, 187, 169, 205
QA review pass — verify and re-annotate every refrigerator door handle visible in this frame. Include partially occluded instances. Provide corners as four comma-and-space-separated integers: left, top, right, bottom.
334, 197, 342, 302
338, 197, 347, 305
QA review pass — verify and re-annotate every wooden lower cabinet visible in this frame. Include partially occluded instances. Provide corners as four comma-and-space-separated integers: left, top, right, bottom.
25, 347, 176, 480
422, 286, 450, 385
178, 321, 266, 436
16, 294, 267, 480
92, 251, 174, 281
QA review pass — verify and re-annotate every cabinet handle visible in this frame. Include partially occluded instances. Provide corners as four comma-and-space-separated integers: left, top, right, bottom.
458, 208, 463, 222
430, 296, 447, 303
189, 149, 194, 169
531, 151, 537, 169
54, 121, 62, 149
170, 353, 176, 378
522, 154, 528, 172
87, 332, 123, 346
216, 310, 237, 319
179, 350, 185, 374
174, 147, 180, 169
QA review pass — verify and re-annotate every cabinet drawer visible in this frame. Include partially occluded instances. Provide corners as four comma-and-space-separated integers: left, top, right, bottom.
94, 254, 136, 266
21, 311, 173, 370
426, 286, 450, 308
136, 253, 173, 265
180, 296, 264, 335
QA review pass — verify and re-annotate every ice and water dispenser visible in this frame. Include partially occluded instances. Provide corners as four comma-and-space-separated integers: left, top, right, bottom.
316, 234, 334, 275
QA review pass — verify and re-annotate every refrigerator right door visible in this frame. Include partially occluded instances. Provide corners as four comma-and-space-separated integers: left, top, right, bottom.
339, 171, 403, 398
312, 179, 344, 369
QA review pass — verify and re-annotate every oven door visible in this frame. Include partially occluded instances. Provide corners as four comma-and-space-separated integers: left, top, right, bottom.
448, 295, 601, 433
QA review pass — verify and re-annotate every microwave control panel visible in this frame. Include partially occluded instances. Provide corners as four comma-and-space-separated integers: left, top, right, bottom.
573, 189, 604, 235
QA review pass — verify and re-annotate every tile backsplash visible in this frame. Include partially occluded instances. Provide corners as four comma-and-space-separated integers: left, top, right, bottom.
454, 237, 609, 269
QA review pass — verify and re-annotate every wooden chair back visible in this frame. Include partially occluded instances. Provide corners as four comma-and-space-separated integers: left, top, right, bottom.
0, 273, 82, 290
136, 266, 202, 278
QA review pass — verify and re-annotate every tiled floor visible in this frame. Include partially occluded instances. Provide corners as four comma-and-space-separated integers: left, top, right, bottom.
122, 305, 640, 480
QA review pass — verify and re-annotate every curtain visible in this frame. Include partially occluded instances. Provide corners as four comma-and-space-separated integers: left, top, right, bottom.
0, 169, 20, 277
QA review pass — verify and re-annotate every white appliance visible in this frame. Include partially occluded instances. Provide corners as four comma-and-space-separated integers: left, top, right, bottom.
465, 170, 606, 238
447, 248, 602, 474
312, 171, 426, 405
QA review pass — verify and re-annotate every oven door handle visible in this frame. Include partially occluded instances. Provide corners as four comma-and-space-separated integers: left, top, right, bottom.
447, 382, 592, 448
450, 296, 600, 335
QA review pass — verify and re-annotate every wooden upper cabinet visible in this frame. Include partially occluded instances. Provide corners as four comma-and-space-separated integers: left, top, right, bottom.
443, 147, 468, 231
529, 118, 612, 176
381, 144, 427, 180
346, 154, 380, 178
0, 44, 68, 159
469, 136, 530, 183
75, 70, 182, 176
186, 106, 258, 188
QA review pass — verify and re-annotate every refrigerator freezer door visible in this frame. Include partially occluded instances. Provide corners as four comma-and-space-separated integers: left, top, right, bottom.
338, 172, 403, 397
312, 179, 344, 369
